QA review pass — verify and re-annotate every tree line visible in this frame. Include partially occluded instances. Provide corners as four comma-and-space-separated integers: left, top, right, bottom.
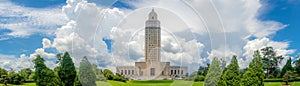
0, 52, 126, 86
191, 46, 299, 86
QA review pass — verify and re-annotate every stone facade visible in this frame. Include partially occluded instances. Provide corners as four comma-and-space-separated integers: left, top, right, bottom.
116, 9, 188, 80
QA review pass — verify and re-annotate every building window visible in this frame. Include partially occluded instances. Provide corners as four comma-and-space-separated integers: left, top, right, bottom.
171, 70, 173, 75
174, 70, 176, 75
125, 70, 127, 75
178, 70, 180, 75
128, 70, 131, 75
132, 70, 134, 75
162, 71, 164, 75
150, 68, 155, 76
121, 70, 123, 75
181, 70, 183, 75
141, 71, 143, 76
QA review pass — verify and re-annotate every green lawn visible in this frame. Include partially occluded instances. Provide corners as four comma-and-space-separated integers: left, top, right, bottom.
0, 82, 36, 86
1, 81, 300, 86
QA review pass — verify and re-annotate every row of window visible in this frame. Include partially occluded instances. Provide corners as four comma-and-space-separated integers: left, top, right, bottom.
120, 69, 184, 75
121, 70, 134, 75
170, 70, 184, 75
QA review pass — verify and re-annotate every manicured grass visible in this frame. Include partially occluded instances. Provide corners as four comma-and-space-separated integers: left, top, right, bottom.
106, 80, 173, 86
1, 81, 300, 86
192, 82, 204, 86
0, 82, 36, 86
264, 82, 300, 86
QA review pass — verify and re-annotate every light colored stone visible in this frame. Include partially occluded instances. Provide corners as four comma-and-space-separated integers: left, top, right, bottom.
116, 9, 188, 80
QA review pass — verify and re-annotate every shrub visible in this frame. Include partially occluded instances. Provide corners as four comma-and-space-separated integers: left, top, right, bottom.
194, 75, 205, 82
7, 73, 25, 85
113, 73, 127, 82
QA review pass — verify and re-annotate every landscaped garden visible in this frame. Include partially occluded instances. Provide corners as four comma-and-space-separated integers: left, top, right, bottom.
1, 47, 300, 86
2, 80, 300, 86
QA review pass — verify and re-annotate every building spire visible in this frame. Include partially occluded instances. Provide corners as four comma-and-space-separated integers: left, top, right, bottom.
148, 8, 157, 20
152, 7, 154, 12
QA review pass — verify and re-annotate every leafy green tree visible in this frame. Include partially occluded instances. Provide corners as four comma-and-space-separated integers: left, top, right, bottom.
103, 69, 114, 80
33, 55, 62, 86
0, 68, 8, 85
218, 55, 241, 86
240, 50, 265, 86
0, 68, 7, 76
204, 57, 222, 86
79, 56, 96, 86
7, 73, 25, 85
113, 73, 127, 82
28, 73, 35, 80
261, 47, 283, 78
57, 52, 77, 86
0, 75, 8, 85
197, 64, 209, 76
280, 57, 293, 78
19, 68, 33, 80
283, 71, 297, 85
194, 75, 205, 82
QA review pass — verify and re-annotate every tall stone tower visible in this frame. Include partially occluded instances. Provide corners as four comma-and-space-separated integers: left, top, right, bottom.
145, 8, 161, 63
116, 9, 188, 80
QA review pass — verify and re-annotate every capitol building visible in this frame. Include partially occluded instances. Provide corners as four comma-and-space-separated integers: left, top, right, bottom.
116, 9, 188, 80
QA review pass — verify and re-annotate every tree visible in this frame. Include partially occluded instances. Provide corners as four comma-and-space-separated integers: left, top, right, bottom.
261, 47, 283, 78
280, 57, 293, 78
57, 52, 77, 86
218, 55, 241, 86
7, 73, 25, 85
74, 76, 82, 86
92, 64, 106, 81
204, 57, 222, 86
240, 50, 265, 86
0, 68, 8, 85
103, 69, 114, 80
33, 55, 62, 86
19, 68, 33, 80
0, 75, 8, 85
197, 64, 209, 76
194, 75, 205, 82
187, 71, 198, 81
79, 56, 96, 86
293, 55, 300, 74
0, 68, 7, 76
113, 73, 127, 82
283, 71, 297, 85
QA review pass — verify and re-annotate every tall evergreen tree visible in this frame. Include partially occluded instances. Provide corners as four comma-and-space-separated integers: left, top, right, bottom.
218, 55, 241, 86
79, 56, 96, 86
293, 55, 300, 74
241, 50, 265, 86
57, 52, 77, 86
204, 57, 222, 86
280, 57, 293, 78
74, 75, 82, 86
33, 55, 62, 86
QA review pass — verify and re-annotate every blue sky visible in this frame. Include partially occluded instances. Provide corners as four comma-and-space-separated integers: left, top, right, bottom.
260, 0, 300, 57
0, 0, 299, 70
0, 0, 133, 57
